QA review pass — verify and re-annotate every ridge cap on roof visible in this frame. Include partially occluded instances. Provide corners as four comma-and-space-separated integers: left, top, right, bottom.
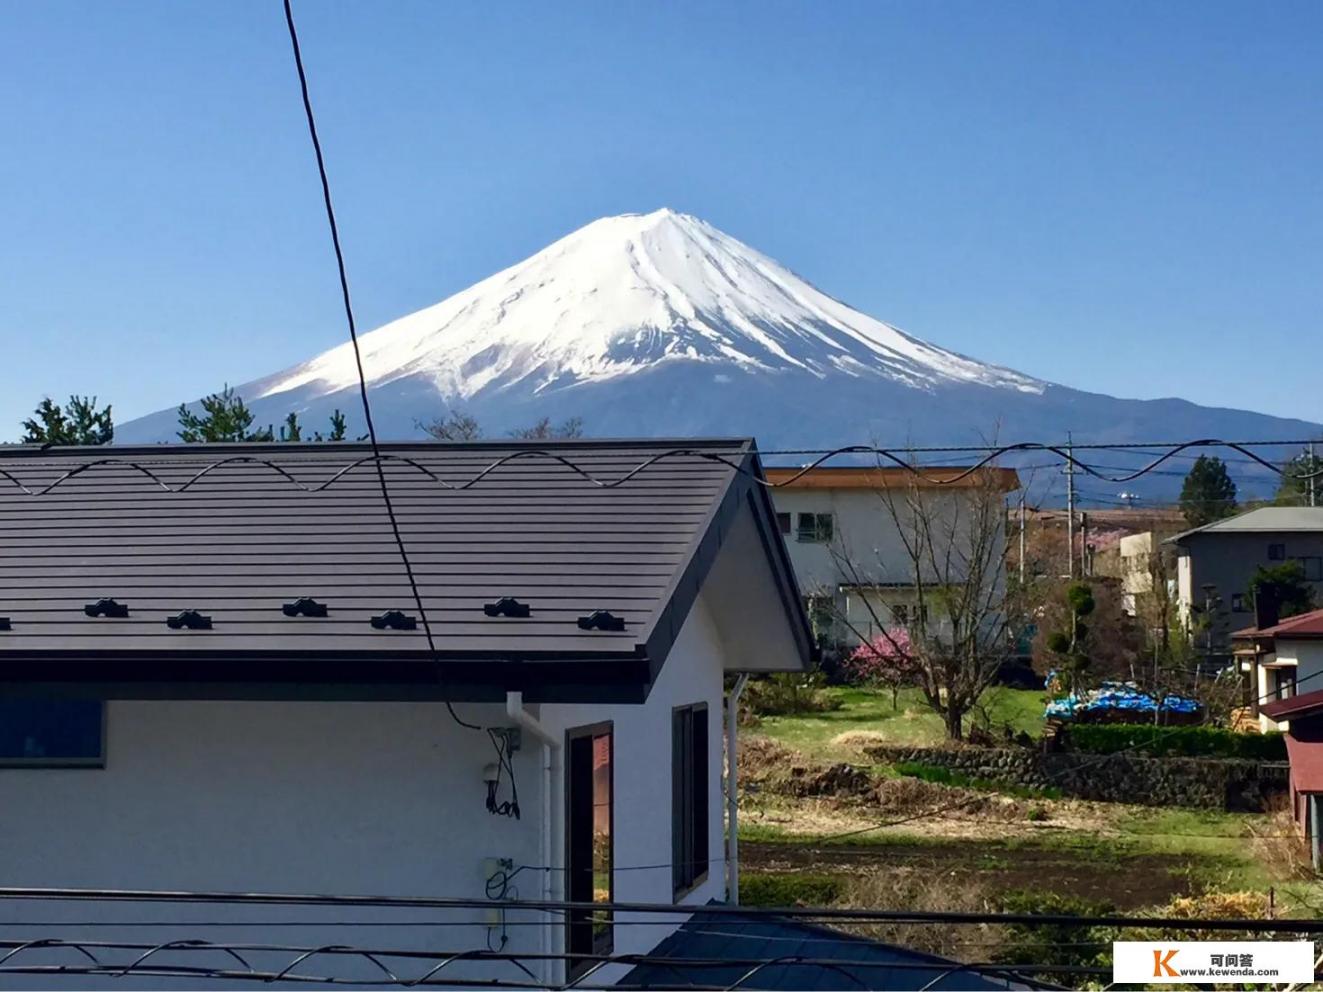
0, 437, 757, 459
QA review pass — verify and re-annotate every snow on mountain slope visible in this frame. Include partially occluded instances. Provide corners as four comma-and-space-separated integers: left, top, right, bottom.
116, 208, 1319, 502
253, 209, 1044, 403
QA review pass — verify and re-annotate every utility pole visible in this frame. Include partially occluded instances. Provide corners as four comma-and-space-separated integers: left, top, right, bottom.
1018, 491, 1026, 586
1310, 440, 1317, 508
1065, 433, 1076, 579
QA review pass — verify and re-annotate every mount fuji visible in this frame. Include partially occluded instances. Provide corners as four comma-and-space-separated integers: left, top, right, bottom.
119, 209, 1317, 492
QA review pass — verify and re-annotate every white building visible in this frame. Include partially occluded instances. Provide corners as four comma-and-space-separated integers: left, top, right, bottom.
0, 440, 812, 988
764, 466, 1020, 648
1234, 608, 1323, 733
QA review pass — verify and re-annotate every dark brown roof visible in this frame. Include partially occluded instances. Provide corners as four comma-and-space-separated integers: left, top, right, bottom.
0, 439, 810, 702
1262, 688, 1323, 722
1232, 608, 1323, 641
764, 465, 1020, 491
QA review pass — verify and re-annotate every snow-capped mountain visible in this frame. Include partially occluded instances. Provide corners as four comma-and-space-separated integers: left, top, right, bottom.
251, 209, 1044, 402
119, 209, 1317, 495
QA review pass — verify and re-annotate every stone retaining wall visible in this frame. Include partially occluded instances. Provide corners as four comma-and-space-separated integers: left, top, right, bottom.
864, 744, 1289, 811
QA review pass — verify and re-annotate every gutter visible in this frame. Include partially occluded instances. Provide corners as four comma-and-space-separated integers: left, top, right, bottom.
505, 692, 562, 986
725, 674, 749, 904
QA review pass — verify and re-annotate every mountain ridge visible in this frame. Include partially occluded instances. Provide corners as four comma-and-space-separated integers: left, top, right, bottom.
118, 209, 1318, 496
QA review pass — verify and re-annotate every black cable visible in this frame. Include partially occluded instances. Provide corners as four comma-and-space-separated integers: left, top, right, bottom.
4, 438, 1323, 498
280, 0, 480, 735
4, 886, 1322, 932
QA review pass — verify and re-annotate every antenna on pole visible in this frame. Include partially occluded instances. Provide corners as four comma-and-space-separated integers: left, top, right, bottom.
1065, 432, 1076, 579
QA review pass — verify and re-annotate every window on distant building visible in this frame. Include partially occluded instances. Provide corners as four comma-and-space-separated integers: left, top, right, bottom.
1269, 543, 1286, 561
890, 603, 927, 627
1231, 593, 1246, 612
1294, 557, 1323, 582
0, 701, 104, 767
776, 512, 791, 535
671, 704, 709, 898
1272, 668, 1296, 702
796, 512, 834, 543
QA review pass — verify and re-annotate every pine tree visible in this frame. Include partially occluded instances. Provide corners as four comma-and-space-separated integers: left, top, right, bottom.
176, 386, 267, 442
21, 395, 114, 445
1179, 455, 1237, 528
178, 389, 348, 443
1249, 561, 1316, 620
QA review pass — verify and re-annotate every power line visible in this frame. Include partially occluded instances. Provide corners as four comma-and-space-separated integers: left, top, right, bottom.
1, 887, 1319, 932
6, 438, 1323, 499
279, 1, 479, 734
760, 439, 1322, 455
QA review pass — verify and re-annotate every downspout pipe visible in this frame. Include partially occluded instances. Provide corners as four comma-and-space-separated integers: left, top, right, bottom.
505, 692, 561, 986
725, 674, 750, 905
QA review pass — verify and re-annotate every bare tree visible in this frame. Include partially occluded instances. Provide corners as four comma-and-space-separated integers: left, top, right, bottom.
509, 416, 584, 440
416, 411, 585, 442
418, 410, 483, 442
1129, 534, 1207, 725
829, 463, 1021, 741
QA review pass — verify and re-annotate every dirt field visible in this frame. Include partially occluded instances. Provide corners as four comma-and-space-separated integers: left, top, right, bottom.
736, 729, 1313, 917
741, 838, 1195, 910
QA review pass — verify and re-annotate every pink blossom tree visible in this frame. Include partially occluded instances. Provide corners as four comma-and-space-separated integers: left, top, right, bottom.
842, 628, 921, 709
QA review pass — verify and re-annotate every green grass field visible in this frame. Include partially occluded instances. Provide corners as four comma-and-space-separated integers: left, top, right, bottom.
753, 685, 1048, 762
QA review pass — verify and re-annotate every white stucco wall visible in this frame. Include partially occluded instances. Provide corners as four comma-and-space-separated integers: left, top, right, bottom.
1283, 641, 1323, 692
770, 486, 1006, 645
0, 596, 728, 988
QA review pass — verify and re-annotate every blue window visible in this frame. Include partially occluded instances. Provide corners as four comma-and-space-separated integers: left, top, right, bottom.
0, 701, 104, 766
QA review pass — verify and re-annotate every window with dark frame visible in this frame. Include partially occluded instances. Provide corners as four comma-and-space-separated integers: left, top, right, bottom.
776, 512, 791, 535
1269, 543, 1287, 561
795, 512, 834, 543
565, 723, 613, 975
0, 701, 105, 767
672, 703, 709, 898
1231, 593, 1245, 612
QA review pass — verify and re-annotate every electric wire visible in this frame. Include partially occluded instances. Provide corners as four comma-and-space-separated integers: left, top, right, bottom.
279, 0, 479, 735
3, 438, 1323, 499
4, 886, 1322, 931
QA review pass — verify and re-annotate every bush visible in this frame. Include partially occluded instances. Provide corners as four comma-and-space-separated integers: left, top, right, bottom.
739, 872, 842, 907
993, 891, 1115, 981
743, 672, 840, 716
1068, 724, 1286, 761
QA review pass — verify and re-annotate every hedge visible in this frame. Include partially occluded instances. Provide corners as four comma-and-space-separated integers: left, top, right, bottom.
895, 761, 1064, 800
1068, 724, 1286, 761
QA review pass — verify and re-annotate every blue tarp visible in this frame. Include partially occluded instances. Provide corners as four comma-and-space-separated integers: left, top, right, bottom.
1044, 676, 1200, 720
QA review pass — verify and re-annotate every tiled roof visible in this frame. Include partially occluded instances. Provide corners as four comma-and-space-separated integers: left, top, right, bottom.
0, 439, 810, 700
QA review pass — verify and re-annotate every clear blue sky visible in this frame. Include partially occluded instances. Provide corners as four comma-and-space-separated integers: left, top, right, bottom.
2, 0, 1320, 440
